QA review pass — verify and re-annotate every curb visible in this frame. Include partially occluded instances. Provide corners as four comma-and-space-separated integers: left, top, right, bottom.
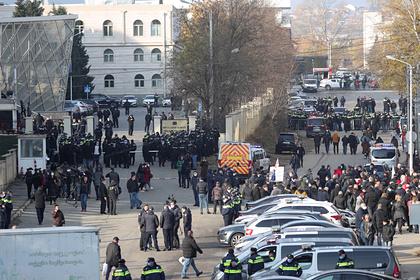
11, 198, 32, 224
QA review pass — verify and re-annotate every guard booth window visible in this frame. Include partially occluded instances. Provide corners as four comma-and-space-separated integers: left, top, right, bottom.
21, 139, 43, 158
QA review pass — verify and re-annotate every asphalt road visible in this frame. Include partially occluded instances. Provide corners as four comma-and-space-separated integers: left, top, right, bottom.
14, 88, 420, 279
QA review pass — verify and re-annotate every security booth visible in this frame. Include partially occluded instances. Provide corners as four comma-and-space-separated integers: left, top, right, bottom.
18, 134, 47, 171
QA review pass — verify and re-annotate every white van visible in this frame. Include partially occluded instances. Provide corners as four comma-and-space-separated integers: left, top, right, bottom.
370, 144, 399, 168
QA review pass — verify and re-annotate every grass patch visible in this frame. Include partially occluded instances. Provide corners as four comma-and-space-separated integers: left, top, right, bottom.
0, 135, 17, 156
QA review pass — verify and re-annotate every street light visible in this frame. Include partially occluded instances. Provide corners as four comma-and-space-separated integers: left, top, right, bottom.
386, 55, 414, 174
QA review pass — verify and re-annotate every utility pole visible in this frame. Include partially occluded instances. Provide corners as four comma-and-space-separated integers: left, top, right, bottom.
208, 10, 214, 126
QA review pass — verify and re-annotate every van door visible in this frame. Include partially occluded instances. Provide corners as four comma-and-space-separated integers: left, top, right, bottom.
294, 253, 314, 277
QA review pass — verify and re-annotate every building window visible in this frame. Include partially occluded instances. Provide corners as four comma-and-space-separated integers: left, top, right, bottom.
152, 74, 162, 87
134, 48, 144, 62
104, 74, 114, 88
103, 20, 113, 36
104, 49, 114, 63
75, 20, 84, 34
133, 20, 143, 36
134, 74, 145, 88
151, 48, 161, 62
151, 20, 161, 36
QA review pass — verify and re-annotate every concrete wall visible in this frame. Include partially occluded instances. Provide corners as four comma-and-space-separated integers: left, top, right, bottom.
0, 149, 17, 192
225, 89, 273, 142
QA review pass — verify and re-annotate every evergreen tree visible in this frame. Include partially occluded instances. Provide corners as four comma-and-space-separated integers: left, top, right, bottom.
13, 0, 44, 17
67, 32, 95, 100
50, 4, 67, 16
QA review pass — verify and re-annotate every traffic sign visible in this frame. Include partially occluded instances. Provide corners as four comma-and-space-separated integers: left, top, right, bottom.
84, 85, 91, 93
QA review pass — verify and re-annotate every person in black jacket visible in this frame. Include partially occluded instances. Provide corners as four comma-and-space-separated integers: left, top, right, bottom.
141, 208, 160, 251
247, 247, 264, 276
181, 231, 203, 279
24, 168, 33, 199
365, 187, 379, 217
141, 257, 165, 280
373, 203, 387, 245
181, 206, 192, 236
106, 237, 122, 280
127, 172, 140, 209
99, 176, 108, 214
0, 203, 6, 229
170, 200, 182, 249
34, 186, 47, 225
160, 205, 175, 251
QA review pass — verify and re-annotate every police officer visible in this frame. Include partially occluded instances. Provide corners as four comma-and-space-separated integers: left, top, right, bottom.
219, 248, 242, 280
221, 197, 234, 226
336, 249, 354, 269
141, 257, 165, 280
3, 192, 13, 229
112, 259, 132, 280
276, 254, 302, 277
247, 247, 264, 276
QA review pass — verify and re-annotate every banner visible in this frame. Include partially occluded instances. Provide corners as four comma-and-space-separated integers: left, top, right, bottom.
269, 166, 284, 182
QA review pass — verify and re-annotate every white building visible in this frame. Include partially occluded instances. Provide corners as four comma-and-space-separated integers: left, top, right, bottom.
363, 11, 383, 69
43, 2, 180, 97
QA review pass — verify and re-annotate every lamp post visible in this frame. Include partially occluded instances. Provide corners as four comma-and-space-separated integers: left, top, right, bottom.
386, 55, 413, 174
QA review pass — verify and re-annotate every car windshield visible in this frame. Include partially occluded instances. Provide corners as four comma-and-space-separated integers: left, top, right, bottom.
280, 135, 294, 142
145, 95, 154, 99
308, 118, 324, 126
304, 79, 317, 85
372, 149, 396, 159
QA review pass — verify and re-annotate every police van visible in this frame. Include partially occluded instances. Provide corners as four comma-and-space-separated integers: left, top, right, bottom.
370, 144, 399, 168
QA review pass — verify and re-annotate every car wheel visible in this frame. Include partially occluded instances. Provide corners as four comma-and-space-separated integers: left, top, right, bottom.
229, 233, 244, 246
326, 85, 331, 90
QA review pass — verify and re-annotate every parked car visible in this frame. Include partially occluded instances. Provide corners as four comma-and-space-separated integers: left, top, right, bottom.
319, 78, 341, 90
77, 99, 99, 112
276, 133, 297, 154
250, 246, 401, 279
213, 238, 354, 280
120, 95, 138, 107
245, 194, 298, 209
162, 97, 172, 107
306, 269, 397, 280
89, 94, 119, 108
302, 79, 318, 93
143, 95, 157, 107
217, 224, 246, 247
63, 100, 89, 113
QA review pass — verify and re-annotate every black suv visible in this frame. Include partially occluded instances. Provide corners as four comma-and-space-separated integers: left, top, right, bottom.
275, 133, 297, 154
89, 94, 119, 108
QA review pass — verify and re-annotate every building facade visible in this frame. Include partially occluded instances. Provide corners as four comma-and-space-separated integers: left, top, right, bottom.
44, 3, 178, 97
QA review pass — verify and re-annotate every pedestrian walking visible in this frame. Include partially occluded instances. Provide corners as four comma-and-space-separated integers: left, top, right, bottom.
80, 175, 89, 212
127, 172, 141, 209
34, 186, 47, 225
182, 206, 192, 235
141, 257, 165, 280
112, 259, 132, 280
24, 168, 33, 199
145, 112, 152, 133
191, 171, 199, 206
392, 194, 406, 234
105, 237, 121, 280
181, 230, 203, 279
99, 176, 108, 214
314, 133, 321, 154
341, 135, 348, 155
107, 180, 119, 215
322, 130, 332, 154
93, 166, 103, 200
332, 131, 340, 154
52, 204, 65, 227
348, 132, 359, 155
373, 204, 387, 245
289, 153, 299, 174
212, 182, 223, 214
335, 249, 354, 269
382, 219, 395, 246
360, 214, 374, 245
124, 99, 130, 115
296, 144, 305, 168
160, 205, 175, 251
197, 179, 210, 214
219, 248, 242, 279
128, 115, 135, 136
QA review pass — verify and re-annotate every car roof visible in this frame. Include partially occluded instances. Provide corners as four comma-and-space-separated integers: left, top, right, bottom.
281, 220, 338, 229
266, 237, 353, 245
123, 95, 135, 98
282, 227, 354, 234
253, 215, 307, 222
308, 269, 396, 280
295, 245, 391, 253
